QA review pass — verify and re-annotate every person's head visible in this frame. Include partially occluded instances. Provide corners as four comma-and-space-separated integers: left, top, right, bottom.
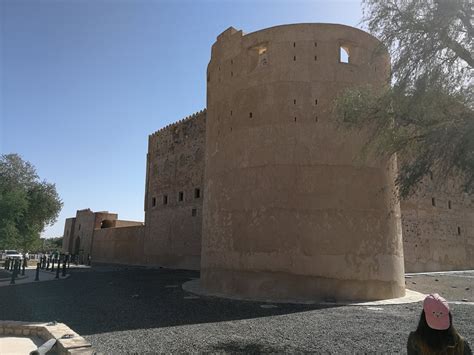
416, 294, 457, 350
423, 293, 450, 330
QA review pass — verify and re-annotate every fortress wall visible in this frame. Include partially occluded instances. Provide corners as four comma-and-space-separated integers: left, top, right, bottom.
143, 110, 206, 270
62, 218, 76, 254
112, 220, 144, 228
202, 24, 405, 302
402, 175, 474, 272
70, 209, 96, 257
91, 225, 145, 265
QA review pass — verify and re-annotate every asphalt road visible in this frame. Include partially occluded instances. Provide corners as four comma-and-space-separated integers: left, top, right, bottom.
0, 266, 472, 354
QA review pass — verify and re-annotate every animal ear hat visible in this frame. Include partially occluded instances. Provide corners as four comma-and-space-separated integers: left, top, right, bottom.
423, 293, 450, 330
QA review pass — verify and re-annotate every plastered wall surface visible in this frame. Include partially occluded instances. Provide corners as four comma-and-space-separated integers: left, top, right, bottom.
201, 24, 405, 302
92, 225, 145, 265
143, 111, 206, 270
402, 175, 474, 272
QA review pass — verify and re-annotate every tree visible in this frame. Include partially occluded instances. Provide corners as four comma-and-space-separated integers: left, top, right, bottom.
0, 154, 62, 250
40, 237, 63, 252
335, 0, 473, 198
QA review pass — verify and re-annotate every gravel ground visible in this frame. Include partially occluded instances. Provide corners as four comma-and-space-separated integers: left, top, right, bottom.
0, 266, 472, 354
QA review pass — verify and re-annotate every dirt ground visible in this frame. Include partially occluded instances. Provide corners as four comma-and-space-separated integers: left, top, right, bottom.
406, 271, 474, 302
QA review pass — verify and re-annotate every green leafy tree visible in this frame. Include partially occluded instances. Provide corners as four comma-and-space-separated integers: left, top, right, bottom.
335, 0, 473, 198
0, 154, 62, 250
40, 237, 63, 252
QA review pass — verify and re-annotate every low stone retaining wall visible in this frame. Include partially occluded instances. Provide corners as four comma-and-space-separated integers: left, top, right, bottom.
0, 320, 94, 354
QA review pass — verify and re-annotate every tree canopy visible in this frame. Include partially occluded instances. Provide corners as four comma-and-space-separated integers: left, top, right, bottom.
335, 0, 473, 198
0, 154, 62, 250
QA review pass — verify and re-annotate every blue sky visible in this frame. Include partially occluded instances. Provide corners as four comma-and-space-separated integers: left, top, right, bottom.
1, 0, 363, 238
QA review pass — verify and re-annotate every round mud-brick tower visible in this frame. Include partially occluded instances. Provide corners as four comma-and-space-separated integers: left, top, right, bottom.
202, 24, 405, 302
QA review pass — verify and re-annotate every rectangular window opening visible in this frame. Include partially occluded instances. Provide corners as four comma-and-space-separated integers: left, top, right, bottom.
314, 55, 317, 61
294, 117, 297, 122
194, 188, 201, 199
152, 197, 156, 207
192, 208, 197, 217
457, 226, 461, 235
314, 42, 317, 47
431, 197, 436, 207
315, 99, 318, 105
448, 200, 452, 209
178, 191, 184, 201
293, 55, 296, 61
249, 112, 253, 118
293, 99, 296, 105
293, 42, 296, 47
163, 195, 168, 205
340, 46, 350, 63
231, 71, 233, 77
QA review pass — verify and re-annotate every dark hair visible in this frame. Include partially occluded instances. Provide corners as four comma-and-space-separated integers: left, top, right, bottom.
416, 310, 458, 350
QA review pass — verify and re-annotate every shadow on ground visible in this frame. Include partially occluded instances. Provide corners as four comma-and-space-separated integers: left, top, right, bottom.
0, 266, 339, 336
209, 339, 296, 354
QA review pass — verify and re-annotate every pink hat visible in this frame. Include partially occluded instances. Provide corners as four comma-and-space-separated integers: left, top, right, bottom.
423, 293, 450, 330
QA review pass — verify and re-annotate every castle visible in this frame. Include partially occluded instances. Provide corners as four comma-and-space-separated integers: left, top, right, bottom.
62, 24, 474, 302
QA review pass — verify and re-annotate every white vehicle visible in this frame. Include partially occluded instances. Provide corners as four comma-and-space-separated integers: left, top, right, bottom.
2, 250, 23, 260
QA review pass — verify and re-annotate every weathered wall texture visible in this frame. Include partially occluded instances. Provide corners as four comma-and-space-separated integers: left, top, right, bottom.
61, 209, 141, 261
201, 24, 405, 302
91, 225, 145, 265
402, 175, 474, 272
143, 110, 206, 270
62, 218, 76, 254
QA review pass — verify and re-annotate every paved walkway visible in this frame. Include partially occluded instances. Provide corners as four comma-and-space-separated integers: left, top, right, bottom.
0, 336, 43, 354
0, 267, 70, 287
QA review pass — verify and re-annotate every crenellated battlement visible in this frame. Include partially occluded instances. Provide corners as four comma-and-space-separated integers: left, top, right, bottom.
149, 109, 207, 139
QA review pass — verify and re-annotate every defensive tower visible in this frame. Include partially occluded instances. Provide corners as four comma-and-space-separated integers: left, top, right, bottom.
201, 24, 405, 301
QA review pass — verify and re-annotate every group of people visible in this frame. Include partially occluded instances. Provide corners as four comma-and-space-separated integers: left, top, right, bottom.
408, 293, 471, 354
